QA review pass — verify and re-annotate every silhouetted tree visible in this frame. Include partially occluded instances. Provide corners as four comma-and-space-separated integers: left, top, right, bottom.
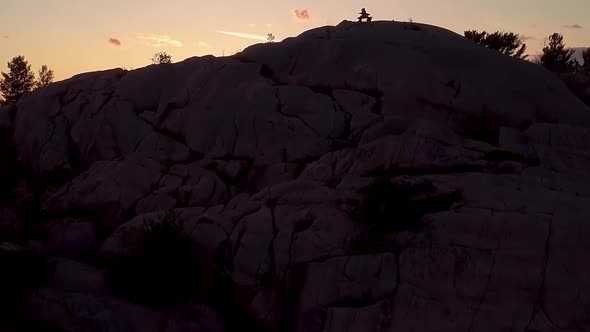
464, 30, 528, 59
464, 30, 487, 44
35, 65, 54, 89
582, 48, 590, 73
486, 32, 527, 58
267, 33, 275, 43
0, 56, 35, 105
151, 51, 172, 64
538, 33, 577, 73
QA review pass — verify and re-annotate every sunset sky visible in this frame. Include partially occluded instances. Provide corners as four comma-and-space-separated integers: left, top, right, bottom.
1, 0, 589, 81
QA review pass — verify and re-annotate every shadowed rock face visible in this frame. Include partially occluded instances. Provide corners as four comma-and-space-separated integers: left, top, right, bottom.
2, 20, 590, 332
560, 72, 590, 107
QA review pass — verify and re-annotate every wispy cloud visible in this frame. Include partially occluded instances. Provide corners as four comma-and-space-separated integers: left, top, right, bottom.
521, 35, 534, 41
216, 30, 268, 41
137, 34, 183, 47
108, 37, 122, 46
1, 34, 8, 39
293, 9, 310, 21
562, 24, 583, 29
198, 41, 213, 49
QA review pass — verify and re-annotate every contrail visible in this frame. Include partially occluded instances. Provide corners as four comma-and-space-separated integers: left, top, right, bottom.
216, 30, 268, 41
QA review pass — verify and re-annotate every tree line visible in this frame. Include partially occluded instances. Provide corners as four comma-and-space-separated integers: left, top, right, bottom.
0, 56, 54, 106
464, 30, 590, 73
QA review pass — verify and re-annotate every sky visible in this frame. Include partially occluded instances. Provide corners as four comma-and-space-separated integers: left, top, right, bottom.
1, 0, 589, 81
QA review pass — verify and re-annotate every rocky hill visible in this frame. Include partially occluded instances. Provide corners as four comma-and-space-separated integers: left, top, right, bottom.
1, 20, 590, 332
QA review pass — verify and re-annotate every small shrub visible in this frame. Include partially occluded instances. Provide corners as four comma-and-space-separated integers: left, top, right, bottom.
108, 209, 198, 307
356, 177, 429, 234
151, 51, 172, 65
351, 176, 462, 236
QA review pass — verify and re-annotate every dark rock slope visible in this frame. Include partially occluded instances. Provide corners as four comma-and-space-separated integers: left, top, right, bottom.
1, 20, 590, 332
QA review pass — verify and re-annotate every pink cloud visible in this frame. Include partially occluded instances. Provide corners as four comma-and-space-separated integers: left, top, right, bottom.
293, 9, 310, 21
108, 37, 122, 46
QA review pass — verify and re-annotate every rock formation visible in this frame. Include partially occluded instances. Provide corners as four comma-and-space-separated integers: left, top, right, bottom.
1, 20, 590, 331
560, 72, 590, 107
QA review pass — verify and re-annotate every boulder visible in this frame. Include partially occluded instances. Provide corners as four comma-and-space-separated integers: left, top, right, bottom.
21, 288, 165, 332
12, 69, 127, 176
41, 157, 165, 229
47, 258, 111, 295
44, 218, 97, 258
238, 20, 590, 139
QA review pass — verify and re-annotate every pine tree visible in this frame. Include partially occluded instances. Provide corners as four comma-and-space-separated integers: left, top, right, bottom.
464, 30, 528, 59
464, 30, 488, 45
35, 65, 54, 89
484, 32, 527, 58
0, 56, 36, 104
538, 33, 577, 73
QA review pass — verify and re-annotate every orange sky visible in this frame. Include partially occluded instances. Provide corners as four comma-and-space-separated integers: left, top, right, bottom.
1, 0, 589, 81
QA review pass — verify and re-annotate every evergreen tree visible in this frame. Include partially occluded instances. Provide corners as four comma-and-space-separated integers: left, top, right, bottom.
0, 56, 35, 104
464, 30, 488, 45
464, 30, 528, 59
35, 65, 54, 89
538, 33, 577, 73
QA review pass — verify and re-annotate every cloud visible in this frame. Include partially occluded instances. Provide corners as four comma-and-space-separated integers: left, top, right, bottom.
562, 24, 583, 29
1, 34, 8, 39
293, 9, 310, 21
521, 35, 534, 41
216, 30, 268, 41
198, 41, 213, 49
137, 34, 183, 47
108, 37, 122, 46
